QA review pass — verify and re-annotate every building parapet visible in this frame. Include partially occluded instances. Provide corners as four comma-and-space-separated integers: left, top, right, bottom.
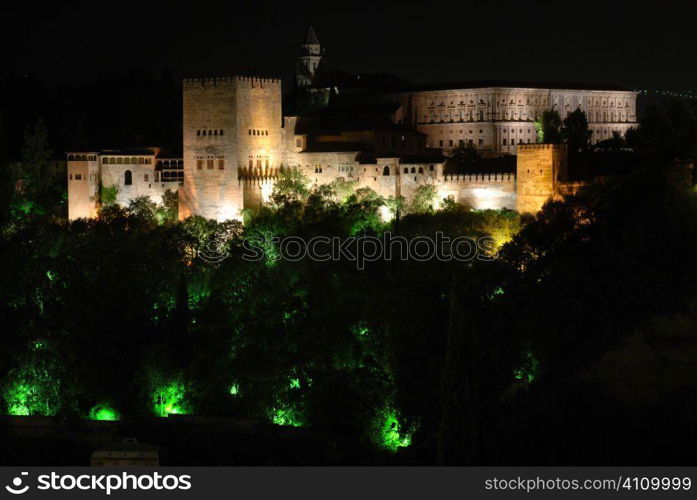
183, 76, 282, 89
443, 172, 516, 182
516, 143, 568, 152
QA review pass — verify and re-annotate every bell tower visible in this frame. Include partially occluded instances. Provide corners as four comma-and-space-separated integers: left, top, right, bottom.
296, 26, 321, 88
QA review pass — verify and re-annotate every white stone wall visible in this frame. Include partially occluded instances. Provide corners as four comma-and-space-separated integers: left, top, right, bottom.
67, 155, 100, 220
391, 86, 638, 154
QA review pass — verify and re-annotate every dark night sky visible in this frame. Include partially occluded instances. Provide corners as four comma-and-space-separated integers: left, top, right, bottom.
1, 0, 694, 90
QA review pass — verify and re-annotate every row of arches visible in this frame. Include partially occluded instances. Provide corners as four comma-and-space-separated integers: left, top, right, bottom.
382, 165, 434, 176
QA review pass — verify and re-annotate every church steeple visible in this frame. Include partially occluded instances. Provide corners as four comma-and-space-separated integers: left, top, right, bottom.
296, 26, 321, 88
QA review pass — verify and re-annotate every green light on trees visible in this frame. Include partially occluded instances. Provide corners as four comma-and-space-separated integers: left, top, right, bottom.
271, 406, 303, 427
152, 381, 190, 417
229, 383, 240, 396
4, 382, 47, 416
269, 396, 304, 427
89, 404, 119, 421
374, 406, 412, 451
288, 378, 301, 390
513, 351, 540, 383
3, 371, 60, 417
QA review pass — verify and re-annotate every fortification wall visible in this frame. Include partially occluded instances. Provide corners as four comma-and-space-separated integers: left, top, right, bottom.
440, 173, 517, 210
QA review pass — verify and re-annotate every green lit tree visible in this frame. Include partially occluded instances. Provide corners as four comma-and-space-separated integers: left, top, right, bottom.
127, 195, 159, 226
410, 184, 438, 213
157, 189, 179, 224
271, 167, 311, 207
535, 109, 563, 144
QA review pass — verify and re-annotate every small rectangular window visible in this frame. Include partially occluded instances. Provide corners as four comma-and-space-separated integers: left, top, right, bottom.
144, 174, 149, 182
207, 159, 214, 169
218, 159, 224, 170
196, 159, 203, 170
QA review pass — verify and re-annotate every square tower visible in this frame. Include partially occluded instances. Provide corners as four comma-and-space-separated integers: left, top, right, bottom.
67, 152, 100, 219
516, 144, 568, 214
180, 76, 282, 221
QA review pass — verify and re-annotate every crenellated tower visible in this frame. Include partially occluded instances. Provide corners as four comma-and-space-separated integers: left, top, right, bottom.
180, 76, 282, 221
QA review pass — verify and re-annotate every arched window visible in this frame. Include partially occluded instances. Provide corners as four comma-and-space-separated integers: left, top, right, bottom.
197, 130, 201, 136
403, 167, 408, 174
124, 170, 132, 185
411, 167, 416, 174
382, 166, 390, 176
418, 167, 424, 174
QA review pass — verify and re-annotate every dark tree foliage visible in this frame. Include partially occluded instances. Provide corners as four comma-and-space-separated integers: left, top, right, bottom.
536, 109, 563, 143
562, 108, 592, 153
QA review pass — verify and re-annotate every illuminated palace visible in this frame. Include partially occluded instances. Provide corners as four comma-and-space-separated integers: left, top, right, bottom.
67, 27, 638, 221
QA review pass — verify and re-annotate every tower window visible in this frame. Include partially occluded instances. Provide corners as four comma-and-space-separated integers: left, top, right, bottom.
207, 159, 214, 169
124, 170, 132, 185
218, 159, 225, 170
382, 166, 390, 176
197, 159, 203, 170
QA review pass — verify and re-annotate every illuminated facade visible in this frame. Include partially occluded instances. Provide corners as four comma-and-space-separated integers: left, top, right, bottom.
67, 149, 182, 220
389, 84, 638, 155
67, 29, 636, 221
179, 76, 282, 220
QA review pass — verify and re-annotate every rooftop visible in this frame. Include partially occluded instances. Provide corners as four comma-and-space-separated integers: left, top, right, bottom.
397, 80, 632, 93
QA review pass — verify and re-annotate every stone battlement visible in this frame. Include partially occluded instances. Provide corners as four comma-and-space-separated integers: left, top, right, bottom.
239, 168, 280, 181
442, 172, 516, 183
183, 76, 282, 89
516, 143, 568, 152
